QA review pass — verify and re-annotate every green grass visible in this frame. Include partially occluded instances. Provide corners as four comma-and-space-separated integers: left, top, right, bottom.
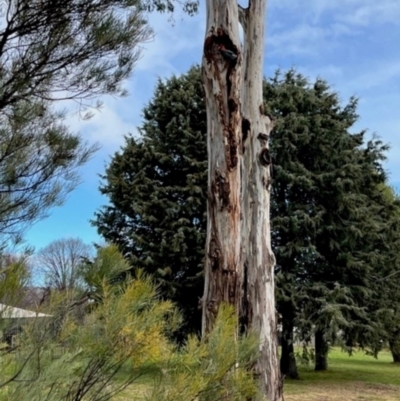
284, 348, 400, 401
4, 346, 393, 401
116, 348, 400, 401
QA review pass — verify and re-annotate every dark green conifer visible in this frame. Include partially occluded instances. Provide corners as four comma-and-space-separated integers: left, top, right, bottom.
93, 67, 207, 337
267, 70, 389, 373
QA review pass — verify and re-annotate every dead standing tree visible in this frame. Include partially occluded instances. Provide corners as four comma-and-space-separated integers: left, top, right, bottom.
201, 2, 242, 336
201, 1, 282, 400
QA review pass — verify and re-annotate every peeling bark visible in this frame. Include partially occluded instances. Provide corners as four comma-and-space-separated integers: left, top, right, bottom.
201, 0, 242, 336
202, 1, 281, 399
240, 1, 282, 400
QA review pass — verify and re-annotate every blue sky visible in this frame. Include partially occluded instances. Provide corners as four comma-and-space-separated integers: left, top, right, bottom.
25, 0, 400, 251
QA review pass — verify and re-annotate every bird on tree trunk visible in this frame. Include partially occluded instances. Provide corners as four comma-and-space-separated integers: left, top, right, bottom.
218, 45, 237, 61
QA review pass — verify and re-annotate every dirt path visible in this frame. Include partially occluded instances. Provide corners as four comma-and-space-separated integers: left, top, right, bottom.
285, 382, 400, 401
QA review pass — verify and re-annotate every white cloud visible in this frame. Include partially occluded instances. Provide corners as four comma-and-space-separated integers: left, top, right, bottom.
346, 59, 400, 92
270, 0, 400, 25
268, 24, 328, 56
267, 0, 400, 57
336, 2, 400, 26
56, 96, 139, 154
134, 7, 204, 75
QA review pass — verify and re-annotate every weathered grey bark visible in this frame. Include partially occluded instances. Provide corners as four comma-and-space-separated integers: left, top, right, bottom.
201, 0, 243, 335
314, 329, 329, 371
240, 2, 282, 400
201, 1, 282, 399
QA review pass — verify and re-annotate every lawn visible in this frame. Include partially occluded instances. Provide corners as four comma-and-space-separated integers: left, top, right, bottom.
2, 345, 399, 400
116, 348, 400, 401
284, 348, 400, 401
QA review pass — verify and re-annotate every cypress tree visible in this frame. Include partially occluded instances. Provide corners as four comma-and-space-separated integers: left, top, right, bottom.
93, 67, 207, 337
267, 70, 389, 372
359, 185, 400, 363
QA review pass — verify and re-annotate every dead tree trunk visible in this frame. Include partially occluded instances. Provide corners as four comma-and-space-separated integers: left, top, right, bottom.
202, 1, 282, 400
201, 0, 243, 335
240, 2, 282, 400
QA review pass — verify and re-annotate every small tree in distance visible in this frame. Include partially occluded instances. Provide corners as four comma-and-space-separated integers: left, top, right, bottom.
36, 238, 93, 292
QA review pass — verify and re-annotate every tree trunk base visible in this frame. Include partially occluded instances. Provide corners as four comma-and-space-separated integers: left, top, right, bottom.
280, 319, 299, 379
389, 337, 400, 364
315, 329, 328, 371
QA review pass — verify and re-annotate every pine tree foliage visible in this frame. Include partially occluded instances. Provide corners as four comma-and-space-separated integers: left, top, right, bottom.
378, 190, 400, 363
140, 0, 198, 14
0, 0, 150, 106
93, 67, 207, 336
0, 101, 96, 243
79, 243, 133, 302
0, 0, 198, 244
149, 307, 260, 401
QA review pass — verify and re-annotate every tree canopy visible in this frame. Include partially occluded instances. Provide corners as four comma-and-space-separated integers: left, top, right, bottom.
265, 70, 389, 373
93, 66, 396, 370
0, 0, 198, 245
